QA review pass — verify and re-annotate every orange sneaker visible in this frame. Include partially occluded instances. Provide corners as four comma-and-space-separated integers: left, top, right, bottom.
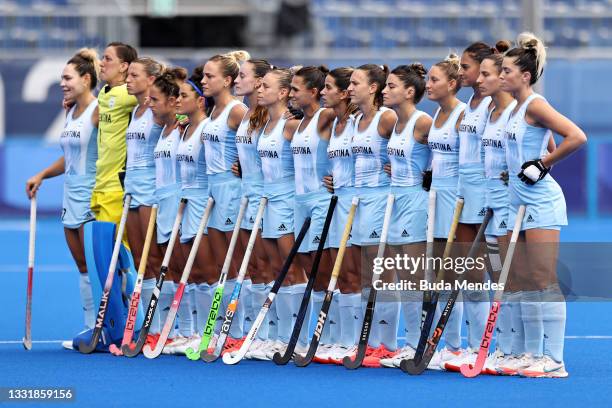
146, 333, 160, 348
222, 337, 245, 356
362, 345, 398, 368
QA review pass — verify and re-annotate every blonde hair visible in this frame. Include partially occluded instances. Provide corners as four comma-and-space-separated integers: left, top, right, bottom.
67, 48, 100, 90
433, 53, 461, 93
133, 57, 165, 78
506, 32, 547, 85
208, 50, 251, 85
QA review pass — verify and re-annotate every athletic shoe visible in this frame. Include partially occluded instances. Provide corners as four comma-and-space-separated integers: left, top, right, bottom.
380, 345, 416, 368
483, 349, 507, 375
146, 333, 160, 349
62, 340, 74, 350
362, 345, 398, 368
250, 340, 277, 361
327, 345, 358, 365
244, 339, 265, 360
312, 344, 334, 364
427, 347, 462, 370
162, 335, 187, 355
171, 335, 201, 355
294, 342, 309, 358
519, 355, 569, 378
221, 337, 245, 356
497, 353, 536, 376
443, 347, 477, 372
265, 340, 287, 360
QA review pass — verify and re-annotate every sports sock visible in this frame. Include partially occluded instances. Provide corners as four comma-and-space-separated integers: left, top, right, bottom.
79, 273, 95, 329
401, 290, 423, 349
194, 283, 213, 336
496, 294, 513, 355
251, 283, 270, 340
266, 281, 278, 342
522, 290, 544, 357
542, 284, 566, 362
508, 291, 525, 355
329, 290, 341, 344
189, 283, 197, 333
353, 292, 364, 345
291, 283, 311, 347
242, 279, 254, 333
435, 291, 463, 351
464, 289, 490, 350
378, 300, 400, 351
158, 281, 176, 337
312, 291, 329, 343
177, 284, 193, 337
276, 286, 293, 343
338, 293, 356, 347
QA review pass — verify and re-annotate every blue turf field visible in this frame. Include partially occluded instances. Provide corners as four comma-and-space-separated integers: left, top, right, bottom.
1, 217, 611, 407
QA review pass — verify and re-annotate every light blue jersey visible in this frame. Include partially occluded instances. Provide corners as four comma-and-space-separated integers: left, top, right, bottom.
126, 106, 162, 171
429, 103, 466, 181
458, 95, 491, 174
236, 117, 263, 180
483, 100, 517, 180
258, 117, 294, 183
61, 100, 98, 177
327, 115, 355, 189
154, 126, 181, 192
202, 99, 244, 175
178, 119, 209, 191
505, 93, 567, 231
291, 108, 330, 195
387, 110, 430, 187
352, 108, 391, 188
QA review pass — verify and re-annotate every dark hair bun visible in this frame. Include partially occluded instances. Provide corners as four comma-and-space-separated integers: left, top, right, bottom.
408, 63, 427, 79
495, 40, 512, 53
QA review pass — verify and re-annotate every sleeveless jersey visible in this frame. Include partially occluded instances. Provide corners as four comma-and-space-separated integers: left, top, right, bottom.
428, 102, 466, 178
154, 126, 181, 189
126, 106, 162, 171
483, 100, 517, 179
201, 99, 244, 175
505, 94, 552, 176
327, 115, 356, 189
95, 83, 138, 191
387, 110, 430, 187
352, 108, 391, 188
178, 119, 209, 190
258, 118, 294, 183
291, 108, 330, 195
61, 100, 98, 177
458, 95, 491, 172
235, 117, 263, 179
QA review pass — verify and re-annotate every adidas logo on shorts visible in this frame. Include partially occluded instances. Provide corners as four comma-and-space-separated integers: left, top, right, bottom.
526, 214, 535, 223
369, 230, 380, 239
401, 229, 410, 237
278, 223, 287, 232
249, 216, 254, 223
225, 218, 233, 225
478, 207, 487, 217
313, 235, 321, 244
499, 220, 507, 229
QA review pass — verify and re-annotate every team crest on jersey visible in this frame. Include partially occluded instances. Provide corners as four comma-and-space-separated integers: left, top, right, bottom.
108, 97, 116, 108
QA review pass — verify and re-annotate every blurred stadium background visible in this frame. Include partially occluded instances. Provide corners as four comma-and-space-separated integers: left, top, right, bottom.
0, 0, 610, 220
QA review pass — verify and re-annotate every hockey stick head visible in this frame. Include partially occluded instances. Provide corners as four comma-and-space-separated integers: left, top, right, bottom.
221, 351, 243, 365
142, 342, 163, 359
272, 350, 292, 365
109, 344, 123, 356
121, 338, 143, 358
77, 330, 100, 355
22, 337, 32, 351
342, 353, 363, 370
185, 347, 202, 361
400, 357, 427, 375
459, 362, 482, 378
200, 349, 220, 363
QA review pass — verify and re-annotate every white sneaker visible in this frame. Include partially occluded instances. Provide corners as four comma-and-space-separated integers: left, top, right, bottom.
380, 345, 416, 368
313, 344, 334, 363
244, 339, 265, 359
519, 355, 569, 378
443, 347, 477, 372
328, 345, 358, 365
265, 341, 287, 360
250, 340, 278, 361
294, 342, 309, 358
427, 347, 463, 371
162, 335, 189, 355
498, 353, 536, 376
483, 349, 507, 375
62, 340, 74, 350
172, 335, 201, 355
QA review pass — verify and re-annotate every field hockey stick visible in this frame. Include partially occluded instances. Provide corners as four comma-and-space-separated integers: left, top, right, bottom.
122, 198, 187, 357
78, 194, 132, 354
23, 195, 37, 350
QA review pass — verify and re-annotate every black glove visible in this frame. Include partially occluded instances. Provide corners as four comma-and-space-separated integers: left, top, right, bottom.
288, 106, 304, 120
422, 169, 432, 191
518, 159, 549, 185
